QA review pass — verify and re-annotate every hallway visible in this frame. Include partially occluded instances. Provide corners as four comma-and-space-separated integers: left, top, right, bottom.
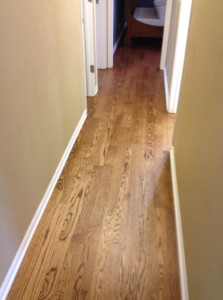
8, 40, 180, 300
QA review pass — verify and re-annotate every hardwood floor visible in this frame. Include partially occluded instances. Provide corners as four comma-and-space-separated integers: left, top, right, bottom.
7, 39, 180, 300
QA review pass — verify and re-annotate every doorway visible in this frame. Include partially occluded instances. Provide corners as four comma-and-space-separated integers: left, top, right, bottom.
81, 0, 115, 97
82, 0, 192, 114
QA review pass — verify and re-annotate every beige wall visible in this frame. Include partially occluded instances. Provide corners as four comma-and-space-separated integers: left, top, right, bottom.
173, 0, 223, 299
0, 0, 86, 285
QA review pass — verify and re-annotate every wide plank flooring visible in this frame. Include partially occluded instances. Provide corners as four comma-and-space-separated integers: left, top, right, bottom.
7, 40, 180, 300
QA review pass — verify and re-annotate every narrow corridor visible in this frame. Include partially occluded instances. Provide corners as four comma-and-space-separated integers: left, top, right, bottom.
8, 40, 180, 300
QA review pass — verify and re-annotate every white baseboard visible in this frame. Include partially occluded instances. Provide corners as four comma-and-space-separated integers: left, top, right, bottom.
113, 22, 127, 55
164, 67, 169, 112
170, 147, 189, 300
0, 109, 87, 300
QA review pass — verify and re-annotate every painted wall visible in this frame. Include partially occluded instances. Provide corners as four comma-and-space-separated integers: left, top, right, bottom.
0, 0, 86, 287
173, 0, 223, 299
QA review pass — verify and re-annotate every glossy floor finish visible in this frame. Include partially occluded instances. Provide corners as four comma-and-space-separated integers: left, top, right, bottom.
8, 40, 180, 300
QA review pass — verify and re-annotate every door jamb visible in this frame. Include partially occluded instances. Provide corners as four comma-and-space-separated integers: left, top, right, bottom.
107, 0, 114, 68
160, 0, 173, 70
96, 0, 114, 69
82, 0, 98, 97
167, 0, 192, 113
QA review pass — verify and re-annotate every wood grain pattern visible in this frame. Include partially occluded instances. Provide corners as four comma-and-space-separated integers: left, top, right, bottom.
7, 39, 180, 300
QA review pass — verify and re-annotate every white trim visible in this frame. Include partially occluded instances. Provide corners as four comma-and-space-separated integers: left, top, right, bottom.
160, 0, 173, 70
94, 85, 98, 96
113, 22, 127, 55
83, 0, 98, 96
0, 110, 87, 300
167, 0, 192, 113
81, 0, 87, 99
96, 0, 108, 69
163, 67, 169, 111
107, 0, 114, 68
170, 147, 189, 300
96, 0, 114, 69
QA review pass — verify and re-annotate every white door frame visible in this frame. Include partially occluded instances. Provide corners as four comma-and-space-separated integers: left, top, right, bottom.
96, 0, 114, 69
160, 0, 173, 70
96, 0, 107, 69
80, 0, 87, 98
82, 0, 98, 97
107, 0, 114, 68
161, 0, 192, 113
168, 0, 192, 113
